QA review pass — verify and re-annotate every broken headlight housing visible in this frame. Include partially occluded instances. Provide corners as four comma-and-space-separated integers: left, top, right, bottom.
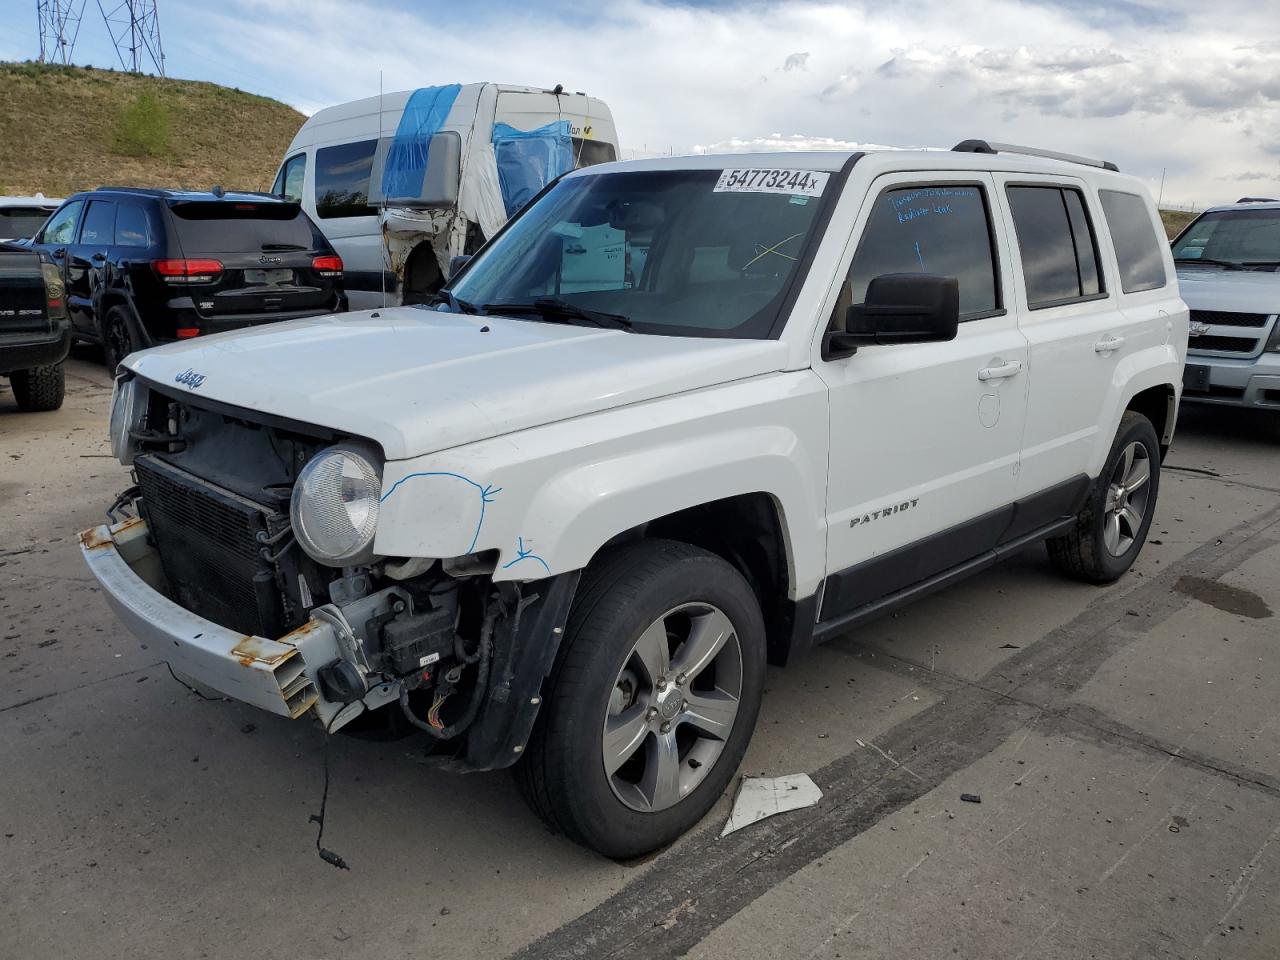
290, 443, 383, 566
108, 375, 144, 465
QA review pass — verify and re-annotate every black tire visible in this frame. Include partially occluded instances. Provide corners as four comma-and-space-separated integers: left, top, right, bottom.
1046, 410, 1161, 584
9, 363, 65, 412
102, 306, 136, 373
515, 539, 766, 858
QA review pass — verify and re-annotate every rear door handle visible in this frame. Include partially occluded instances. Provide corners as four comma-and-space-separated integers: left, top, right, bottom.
977, 360, 1022, 381
1094, 335, 1125, 353
91, 252, 106, 262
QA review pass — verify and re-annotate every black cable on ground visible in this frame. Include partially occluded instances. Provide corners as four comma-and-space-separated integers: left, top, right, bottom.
165, 662, 220, 701
311, 707, 354, 871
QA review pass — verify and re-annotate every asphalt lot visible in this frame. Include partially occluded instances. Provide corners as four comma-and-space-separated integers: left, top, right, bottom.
2, 353, 1278, 960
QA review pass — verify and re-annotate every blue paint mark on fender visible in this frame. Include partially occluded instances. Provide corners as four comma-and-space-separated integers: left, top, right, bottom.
501, 536, 551, 575
379, 472, 501, 553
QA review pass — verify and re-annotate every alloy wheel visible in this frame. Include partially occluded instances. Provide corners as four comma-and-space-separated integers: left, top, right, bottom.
1103, 440, 1152, 556
602, 602, 743, 813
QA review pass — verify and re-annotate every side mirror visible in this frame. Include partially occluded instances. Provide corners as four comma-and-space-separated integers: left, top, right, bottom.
448, 255, 471, 279
827, 274, 960, 356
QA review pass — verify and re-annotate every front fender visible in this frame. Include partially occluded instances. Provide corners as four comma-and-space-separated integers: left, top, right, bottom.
373, 371, 831, 599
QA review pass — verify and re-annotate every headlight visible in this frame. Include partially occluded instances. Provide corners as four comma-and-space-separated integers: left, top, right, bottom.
108, 375, 144, 465
290, 443, 383, 567
1266, 319, 1280, 353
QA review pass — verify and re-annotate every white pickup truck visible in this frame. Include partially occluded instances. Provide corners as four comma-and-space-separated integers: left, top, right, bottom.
82, 141, 1187, 857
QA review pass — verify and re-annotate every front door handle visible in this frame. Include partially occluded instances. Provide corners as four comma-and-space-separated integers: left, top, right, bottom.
977, 360, 1022, 381
1094, 335, 1125, 353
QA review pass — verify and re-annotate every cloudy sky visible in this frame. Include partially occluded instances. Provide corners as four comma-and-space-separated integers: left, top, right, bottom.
3, 0, 1278, 205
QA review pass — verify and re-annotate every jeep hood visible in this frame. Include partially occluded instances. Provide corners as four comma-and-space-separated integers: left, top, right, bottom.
1176, 266, 1280, 314
124, 308, 789, 460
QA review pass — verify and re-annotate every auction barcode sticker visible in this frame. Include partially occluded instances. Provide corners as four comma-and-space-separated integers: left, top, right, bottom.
714, 168, 830, 196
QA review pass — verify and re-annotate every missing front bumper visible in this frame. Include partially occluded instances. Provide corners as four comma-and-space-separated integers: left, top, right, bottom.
79, 517, 395, 728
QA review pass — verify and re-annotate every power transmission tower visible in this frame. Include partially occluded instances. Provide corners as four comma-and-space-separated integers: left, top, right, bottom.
96, 0, 165, 75
36, 0, 88, 65
36, 0, 165, 75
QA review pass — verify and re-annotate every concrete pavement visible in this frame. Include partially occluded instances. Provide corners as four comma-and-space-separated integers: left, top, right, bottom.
1, 357, 1277, 959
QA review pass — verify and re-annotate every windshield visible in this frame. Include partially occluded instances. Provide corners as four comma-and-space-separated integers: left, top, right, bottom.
448, 168, 833, 338
1172, 207, 1280, 267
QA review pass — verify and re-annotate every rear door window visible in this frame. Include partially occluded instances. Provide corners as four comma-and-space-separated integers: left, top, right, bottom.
314, 140, 377, 218
79, 200, 117, 245
1006, 185, 1104, 307
168, 202, 320, 254
847, 183, 1001, 319
41, 199, 84, 245
1099, 190, 1168, 292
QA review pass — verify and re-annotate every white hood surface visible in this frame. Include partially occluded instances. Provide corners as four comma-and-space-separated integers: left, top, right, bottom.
1176, 266, 1280, 314
125, 309, 790, 460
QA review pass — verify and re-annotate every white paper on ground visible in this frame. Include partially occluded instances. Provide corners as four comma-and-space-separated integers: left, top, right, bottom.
720, 774, 823, 837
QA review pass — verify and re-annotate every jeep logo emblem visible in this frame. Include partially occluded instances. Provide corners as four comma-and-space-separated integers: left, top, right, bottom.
259, 255, 282, 265
1188, 321, 1210, 337
174, 368, 206, 390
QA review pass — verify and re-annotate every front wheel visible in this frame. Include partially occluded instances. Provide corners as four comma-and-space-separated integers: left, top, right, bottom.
1046, 410, 1161, 583
515, 539, 766, 858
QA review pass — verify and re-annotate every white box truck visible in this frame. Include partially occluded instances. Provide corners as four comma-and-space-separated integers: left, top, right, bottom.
273, 83, 619, 309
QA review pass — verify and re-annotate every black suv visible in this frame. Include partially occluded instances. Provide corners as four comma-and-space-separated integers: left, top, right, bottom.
29, 188, 347, 369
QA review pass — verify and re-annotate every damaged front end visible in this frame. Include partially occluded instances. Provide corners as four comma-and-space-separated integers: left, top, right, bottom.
82, 377, 576, 771
381, 207, 474, 304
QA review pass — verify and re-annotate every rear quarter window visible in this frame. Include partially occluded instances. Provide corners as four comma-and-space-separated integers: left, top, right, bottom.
1099, 190, 1168, 293
114, 201, 154, 247
574, 138, 616, 168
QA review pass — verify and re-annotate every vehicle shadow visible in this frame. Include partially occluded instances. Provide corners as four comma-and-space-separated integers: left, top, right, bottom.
1175, 401, 1280, 447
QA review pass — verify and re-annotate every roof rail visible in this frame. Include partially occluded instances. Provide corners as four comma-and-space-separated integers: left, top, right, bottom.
1236, 196, 1278, 204
952, 139, 1119, 173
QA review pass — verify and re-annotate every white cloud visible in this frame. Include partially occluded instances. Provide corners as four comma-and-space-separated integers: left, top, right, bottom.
175, 0, 1280, 206
692, 133, 917, 153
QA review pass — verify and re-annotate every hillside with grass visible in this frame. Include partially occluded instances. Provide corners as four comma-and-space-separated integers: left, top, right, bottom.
0, 61, 305, 197
1160, 209, 1196, 239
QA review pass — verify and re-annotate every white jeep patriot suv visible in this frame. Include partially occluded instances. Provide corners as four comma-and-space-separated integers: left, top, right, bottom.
1170, 198, 1280, 409
82, 141, 1188, 857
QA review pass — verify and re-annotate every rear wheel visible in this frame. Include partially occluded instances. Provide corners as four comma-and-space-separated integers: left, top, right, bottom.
102, 306, 136, 373
1047, 410, 1160, 583
10, 363, 65, 412
515, 539, 766, 858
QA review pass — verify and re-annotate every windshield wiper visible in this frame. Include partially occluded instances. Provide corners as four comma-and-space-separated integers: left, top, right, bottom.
483, 297, 633, 331
429, 289, 478, 314
1175, 257, 1242, 270
261, 243, 308, 251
